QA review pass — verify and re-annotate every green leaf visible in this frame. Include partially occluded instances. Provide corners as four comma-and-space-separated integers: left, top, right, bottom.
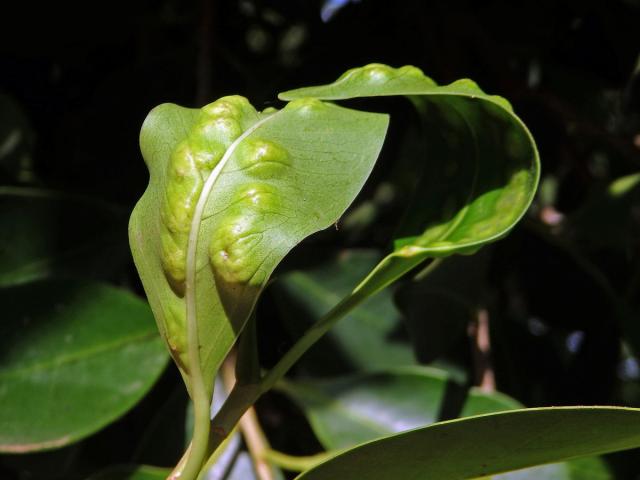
460, 387, 521, 418
493, 456, 613, 479
0, 279, 168, 453
129, 96, 388, 400
279, 366, 519, 450
296, 407, 637, 480
273, 250, 414, 375
280, 63, 539, 303
282, 368, 612, 479
87, 465, 170, 480
0, 187, 128, 287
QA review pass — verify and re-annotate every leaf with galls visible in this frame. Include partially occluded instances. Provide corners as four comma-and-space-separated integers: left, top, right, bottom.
280, 64, 540, 304
129, 94, 388, 396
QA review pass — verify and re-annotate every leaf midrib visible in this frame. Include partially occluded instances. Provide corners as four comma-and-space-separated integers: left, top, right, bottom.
184, 110, 284, 392
0, 330, 159, 378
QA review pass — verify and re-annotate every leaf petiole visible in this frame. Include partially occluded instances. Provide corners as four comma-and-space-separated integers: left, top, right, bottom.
202, 244, 447, 471
263, 449, 336, 472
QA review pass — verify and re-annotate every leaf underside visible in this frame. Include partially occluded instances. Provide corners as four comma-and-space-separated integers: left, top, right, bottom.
296, 407, 640, 480
129, 96, 388, 395
280, 63, 540, 297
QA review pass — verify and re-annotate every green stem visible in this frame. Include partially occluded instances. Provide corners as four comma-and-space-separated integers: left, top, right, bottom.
181, 87, 283, 480
179, 390, 211, 480
208, 383, 261, 455
206, 291, 368, 458
197, 425, 240, 480
261, 292, 365, 391
180, 234, 213, 480
202, 249, 441, 473
263, 449, 335, 472
414, 257, 443, 281
178, 281, 212, 480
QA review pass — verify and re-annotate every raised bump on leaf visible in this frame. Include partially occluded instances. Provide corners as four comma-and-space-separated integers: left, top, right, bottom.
336, 64, 436, 89
164, 302, 188, 369
202, 95, 254, 119
131, 94, 390, 428
159, 95, 260, 294
285, 97, 326, 116
160, 229, 187, 286
195, 117, 243, 146
209, 213, 265, 285
160, 142, 203, 290
237, 183, 281, 210
236, 138, 291, 179
192, 145, 224, 172
163, 142, 203, 234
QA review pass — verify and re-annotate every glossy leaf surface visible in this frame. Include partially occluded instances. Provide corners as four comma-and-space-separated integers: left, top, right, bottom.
0, 280, 168, 453
280, 366, 519, 450
494, 457, 612, 480
129, 97, 388, 395
280, 64, 539, 302
296, 407, 638, 480
283, 367, 609, 478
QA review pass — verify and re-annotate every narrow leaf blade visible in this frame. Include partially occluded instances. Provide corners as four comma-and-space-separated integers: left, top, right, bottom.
295, 407, 640, 480
279, 366, 519, 450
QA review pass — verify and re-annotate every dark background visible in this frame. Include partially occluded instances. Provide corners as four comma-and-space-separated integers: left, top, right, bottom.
1, 1, 639, 478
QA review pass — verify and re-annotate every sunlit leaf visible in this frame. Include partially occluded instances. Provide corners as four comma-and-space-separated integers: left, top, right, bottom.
129, 97, 388, 399
280, 63, 539, 304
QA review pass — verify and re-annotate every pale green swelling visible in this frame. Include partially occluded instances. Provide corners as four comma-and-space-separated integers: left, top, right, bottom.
130, 63, 546, 479
129, 94, 388, 399
280, 63, 540, 302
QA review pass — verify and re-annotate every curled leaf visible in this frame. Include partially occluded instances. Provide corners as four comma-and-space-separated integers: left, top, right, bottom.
280, 64, 540, 297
